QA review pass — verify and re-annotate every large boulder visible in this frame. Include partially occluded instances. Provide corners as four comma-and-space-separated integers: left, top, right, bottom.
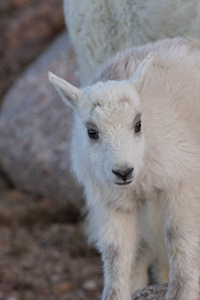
0, 32, 83, 204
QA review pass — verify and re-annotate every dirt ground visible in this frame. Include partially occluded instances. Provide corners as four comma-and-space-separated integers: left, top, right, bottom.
0, 183, 103, 300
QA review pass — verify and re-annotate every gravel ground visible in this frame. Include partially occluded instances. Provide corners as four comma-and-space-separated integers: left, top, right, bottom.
0, 186, 103, 300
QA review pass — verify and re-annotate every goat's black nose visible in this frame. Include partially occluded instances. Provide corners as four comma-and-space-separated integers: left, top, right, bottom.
112, 167, 134, 181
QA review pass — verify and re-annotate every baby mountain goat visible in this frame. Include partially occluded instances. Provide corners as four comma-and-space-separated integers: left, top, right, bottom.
49, 38, 200, 300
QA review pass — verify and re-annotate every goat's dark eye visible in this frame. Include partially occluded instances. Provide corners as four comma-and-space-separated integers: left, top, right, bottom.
135, 121, 141, 133
87, 129, 99, 140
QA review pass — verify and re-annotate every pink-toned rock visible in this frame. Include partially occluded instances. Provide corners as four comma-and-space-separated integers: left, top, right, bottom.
132, 284, 168, 300
0, 32, 82, 204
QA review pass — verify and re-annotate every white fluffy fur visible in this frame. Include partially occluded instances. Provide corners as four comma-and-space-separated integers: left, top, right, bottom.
49, 38, 200, 300
64, 0, 200, 85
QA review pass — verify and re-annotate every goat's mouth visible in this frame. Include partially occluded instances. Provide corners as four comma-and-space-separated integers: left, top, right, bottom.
115, 180, 132, 186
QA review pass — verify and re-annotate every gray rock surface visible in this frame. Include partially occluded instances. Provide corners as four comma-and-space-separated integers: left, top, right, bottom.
132, 284, 168, 300
0, 32, 83, 204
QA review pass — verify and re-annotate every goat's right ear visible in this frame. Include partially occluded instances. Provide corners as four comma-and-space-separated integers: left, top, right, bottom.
48, 71, 82, 108
129, 54, 153, 92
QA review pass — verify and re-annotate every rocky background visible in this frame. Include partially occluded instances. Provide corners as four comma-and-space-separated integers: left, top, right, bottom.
0, 1, 104, 299
0, 0, 64, 99
0, 1, 167, 299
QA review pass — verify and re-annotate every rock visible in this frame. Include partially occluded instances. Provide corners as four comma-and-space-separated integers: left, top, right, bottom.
0, 32, 83, 204
132, 284, 168, 300
83, 280, 97, 291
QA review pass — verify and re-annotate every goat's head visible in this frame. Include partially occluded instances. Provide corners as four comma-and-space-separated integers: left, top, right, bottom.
49, 54, 152, 188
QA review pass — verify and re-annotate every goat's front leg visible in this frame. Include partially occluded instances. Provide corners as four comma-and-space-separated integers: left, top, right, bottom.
93, 204, 138, 300
163, 189, 200, 300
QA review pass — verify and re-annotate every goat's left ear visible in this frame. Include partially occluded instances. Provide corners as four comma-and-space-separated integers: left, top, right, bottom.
129, 53, 153, 92
48, 71, 82, 108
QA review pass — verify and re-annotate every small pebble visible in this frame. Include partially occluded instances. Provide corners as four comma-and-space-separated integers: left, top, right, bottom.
83, 280, 97, 291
